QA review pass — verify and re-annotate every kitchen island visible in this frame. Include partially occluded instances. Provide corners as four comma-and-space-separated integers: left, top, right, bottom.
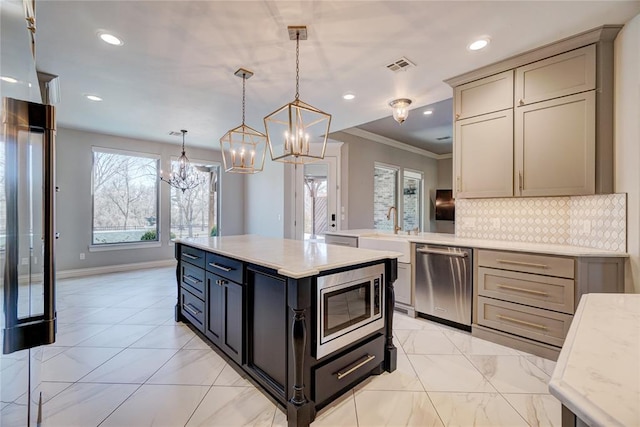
174, 235, 399, 427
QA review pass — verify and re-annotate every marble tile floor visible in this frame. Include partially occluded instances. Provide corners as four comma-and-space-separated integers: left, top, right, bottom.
0, 267, 561, 426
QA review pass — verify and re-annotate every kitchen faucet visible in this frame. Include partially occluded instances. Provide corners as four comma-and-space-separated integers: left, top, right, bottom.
386, 206, 402, 234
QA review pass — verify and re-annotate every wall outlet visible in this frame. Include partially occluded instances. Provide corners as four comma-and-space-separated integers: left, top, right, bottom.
79, 252, 85, 260
21, 257, 29, 265
491, 218, 501, 229
463, 217, 476, 229
581, 220, 591, 235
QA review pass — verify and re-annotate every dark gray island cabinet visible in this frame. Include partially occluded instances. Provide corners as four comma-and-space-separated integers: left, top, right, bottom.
174, 235, 399, 427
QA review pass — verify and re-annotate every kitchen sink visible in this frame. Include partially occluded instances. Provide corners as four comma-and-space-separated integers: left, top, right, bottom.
358, 235, 411, 263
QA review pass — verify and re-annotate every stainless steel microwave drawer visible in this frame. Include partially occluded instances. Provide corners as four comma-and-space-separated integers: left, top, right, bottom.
477, 296, 572, 347
180, 287, 205, 333
478, 249, 574, 279
181, 245, 206, 269
181, 262, 205, 299
478, 267, 575, 314
205, 252, 243, 284
314, 334, 384, 406
324, 234, 358, 248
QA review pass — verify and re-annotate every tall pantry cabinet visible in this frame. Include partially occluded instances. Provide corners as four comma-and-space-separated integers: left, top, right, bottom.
447, 26, 621, 199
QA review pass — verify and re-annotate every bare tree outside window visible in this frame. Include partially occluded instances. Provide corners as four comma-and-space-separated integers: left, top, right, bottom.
92, 149, 159, 244
170, 163, 218, 240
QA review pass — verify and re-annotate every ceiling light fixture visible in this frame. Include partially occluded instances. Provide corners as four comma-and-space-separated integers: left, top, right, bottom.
264, 26, 331, 165
99, 32, 123, 46
160, 130, 204, 193
219, 68, 267, 174
343, 93, 355, 100
86, 95, 102, 102
468, 37, 490, 51
423, 110, 433, 115
1, 76, 18, 84
389, 98, 412, 125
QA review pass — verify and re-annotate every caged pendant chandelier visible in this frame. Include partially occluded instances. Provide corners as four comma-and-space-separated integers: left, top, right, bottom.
264, 26, 331, 165
219, 68, 267, 174
160, 129, 205, 193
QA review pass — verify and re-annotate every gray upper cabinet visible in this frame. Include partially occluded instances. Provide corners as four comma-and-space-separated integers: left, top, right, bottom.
455, 70, 514, 120
446, 26, 620, 199
515, 45, 596, 106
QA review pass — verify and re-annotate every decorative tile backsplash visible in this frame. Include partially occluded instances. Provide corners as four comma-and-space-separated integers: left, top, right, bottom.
455, 194, 626, 252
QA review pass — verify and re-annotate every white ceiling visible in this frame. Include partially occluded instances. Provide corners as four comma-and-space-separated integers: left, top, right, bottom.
28, 1, 640, 152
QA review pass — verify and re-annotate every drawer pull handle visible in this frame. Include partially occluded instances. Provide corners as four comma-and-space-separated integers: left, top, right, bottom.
209, 262, 233, 272
496, 315, 547, 330
184, 275, 201, 284
183, 253, 199, 260
495, 259, 548, 269
215, 279, 228, 286
183, 303, 202, 317
330, 242, 352, 246
497, 284, 548, 297
335, 354, 376, 380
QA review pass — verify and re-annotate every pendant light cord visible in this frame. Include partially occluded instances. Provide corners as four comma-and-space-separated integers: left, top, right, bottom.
242, 72, 246, 125
295, 31, 300, 100
181, 130, 186, 153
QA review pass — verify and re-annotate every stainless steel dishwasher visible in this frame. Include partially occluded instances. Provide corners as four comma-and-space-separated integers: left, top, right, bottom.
415, 244, 472, 328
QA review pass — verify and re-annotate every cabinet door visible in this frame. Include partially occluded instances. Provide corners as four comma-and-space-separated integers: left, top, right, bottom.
394, 263, 411, 305
455, 109, 514, 198
515, 91, 595, 197
455, 70, 513, 120
222, 281, 243, 364
206, 272, 224, 345
515, 45, 595, 106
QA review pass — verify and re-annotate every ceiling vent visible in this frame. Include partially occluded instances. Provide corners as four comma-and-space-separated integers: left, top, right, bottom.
169, 131, 183, 137
436, 136, 451, 141
386, 57, 416, 72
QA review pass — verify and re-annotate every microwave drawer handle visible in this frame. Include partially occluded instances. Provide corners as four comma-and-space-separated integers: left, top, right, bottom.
335, 354, 376, 380
417, 248, 468, 258
209, 262, 232, 272
330, 242, 353, 246
495, 259, 548, 269
183, 303, 202, 317
183, 253, 199, 260
496, 314, 547, 330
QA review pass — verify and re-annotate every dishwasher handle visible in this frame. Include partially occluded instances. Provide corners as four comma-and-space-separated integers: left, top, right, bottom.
416, 247, 468, 258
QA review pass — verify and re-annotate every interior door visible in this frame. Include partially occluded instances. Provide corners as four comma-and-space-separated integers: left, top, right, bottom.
1, 97, 57, 426
294, 156, 339, 241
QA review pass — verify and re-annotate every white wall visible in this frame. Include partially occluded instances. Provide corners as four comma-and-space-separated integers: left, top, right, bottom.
437, 158, 453, 188
55, 127, 244, 271
244, 155, 285, 237
614, 13, 640, 293
331, 131, 439, 231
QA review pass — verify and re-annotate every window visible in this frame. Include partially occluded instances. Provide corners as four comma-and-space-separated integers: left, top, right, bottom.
403, 170, 423, 231
170, 163, 219, 240
373, 164, 399, 231
92, 148, 159, 245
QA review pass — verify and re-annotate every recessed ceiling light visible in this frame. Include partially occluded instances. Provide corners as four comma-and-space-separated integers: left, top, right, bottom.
86, 94, 103, 102
99, 32, 123, 46
468, 37, 490, 51
423, 110, 433, 115
1, 76, 18, 83
343, 93, 355, 100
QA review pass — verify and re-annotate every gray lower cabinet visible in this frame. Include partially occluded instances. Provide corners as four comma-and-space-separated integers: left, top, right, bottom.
205, 271, 243, 365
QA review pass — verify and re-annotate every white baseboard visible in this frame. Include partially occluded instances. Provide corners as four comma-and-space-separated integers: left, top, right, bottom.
56, 259, 177, 279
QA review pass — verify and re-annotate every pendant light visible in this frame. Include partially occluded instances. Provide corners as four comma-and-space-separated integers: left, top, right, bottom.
264, 26, 331, 164
389, 98, 412, 125
219, 68, 267, 174
160, 130, 204, 193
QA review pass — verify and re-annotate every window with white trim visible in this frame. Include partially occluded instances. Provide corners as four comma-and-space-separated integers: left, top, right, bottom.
92, 148, 159, 245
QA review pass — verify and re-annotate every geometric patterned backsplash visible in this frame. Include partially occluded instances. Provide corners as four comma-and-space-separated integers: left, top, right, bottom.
455, 193, 626, 252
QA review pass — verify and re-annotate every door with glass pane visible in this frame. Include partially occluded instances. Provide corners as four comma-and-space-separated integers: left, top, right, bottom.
294, 157, 338, 241
1, 98, 56, 426
403, 170, 423, 232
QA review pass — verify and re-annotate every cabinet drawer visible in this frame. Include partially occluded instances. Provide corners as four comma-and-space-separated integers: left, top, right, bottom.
478, 250, 574, 279
314, 335, 384, 406
477, 296, 572, 347
181, 263, 205, 299
206, 252, 243, 283
478, 267, 574, 314
181, 245, 206, 268
181, 287, 205, 333
455, 70, 513, 120
515, 45, 595, 106
324, 235, 358, 248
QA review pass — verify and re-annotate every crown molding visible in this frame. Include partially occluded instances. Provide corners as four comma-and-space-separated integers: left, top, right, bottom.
341, 128, 452, 160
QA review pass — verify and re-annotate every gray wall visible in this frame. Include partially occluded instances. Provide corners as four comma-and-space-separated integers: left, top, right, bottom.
332, 131, 439, 231
435, 157, 455, 233
55, 127, 244, 271
244, 156, 285, 237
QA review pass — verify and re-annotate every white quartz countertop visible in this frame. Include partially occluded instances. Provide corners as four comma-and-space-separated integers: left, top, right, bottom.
324, 230, 627, 257
176, 235, 400, 279
549, 294, 640, 427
